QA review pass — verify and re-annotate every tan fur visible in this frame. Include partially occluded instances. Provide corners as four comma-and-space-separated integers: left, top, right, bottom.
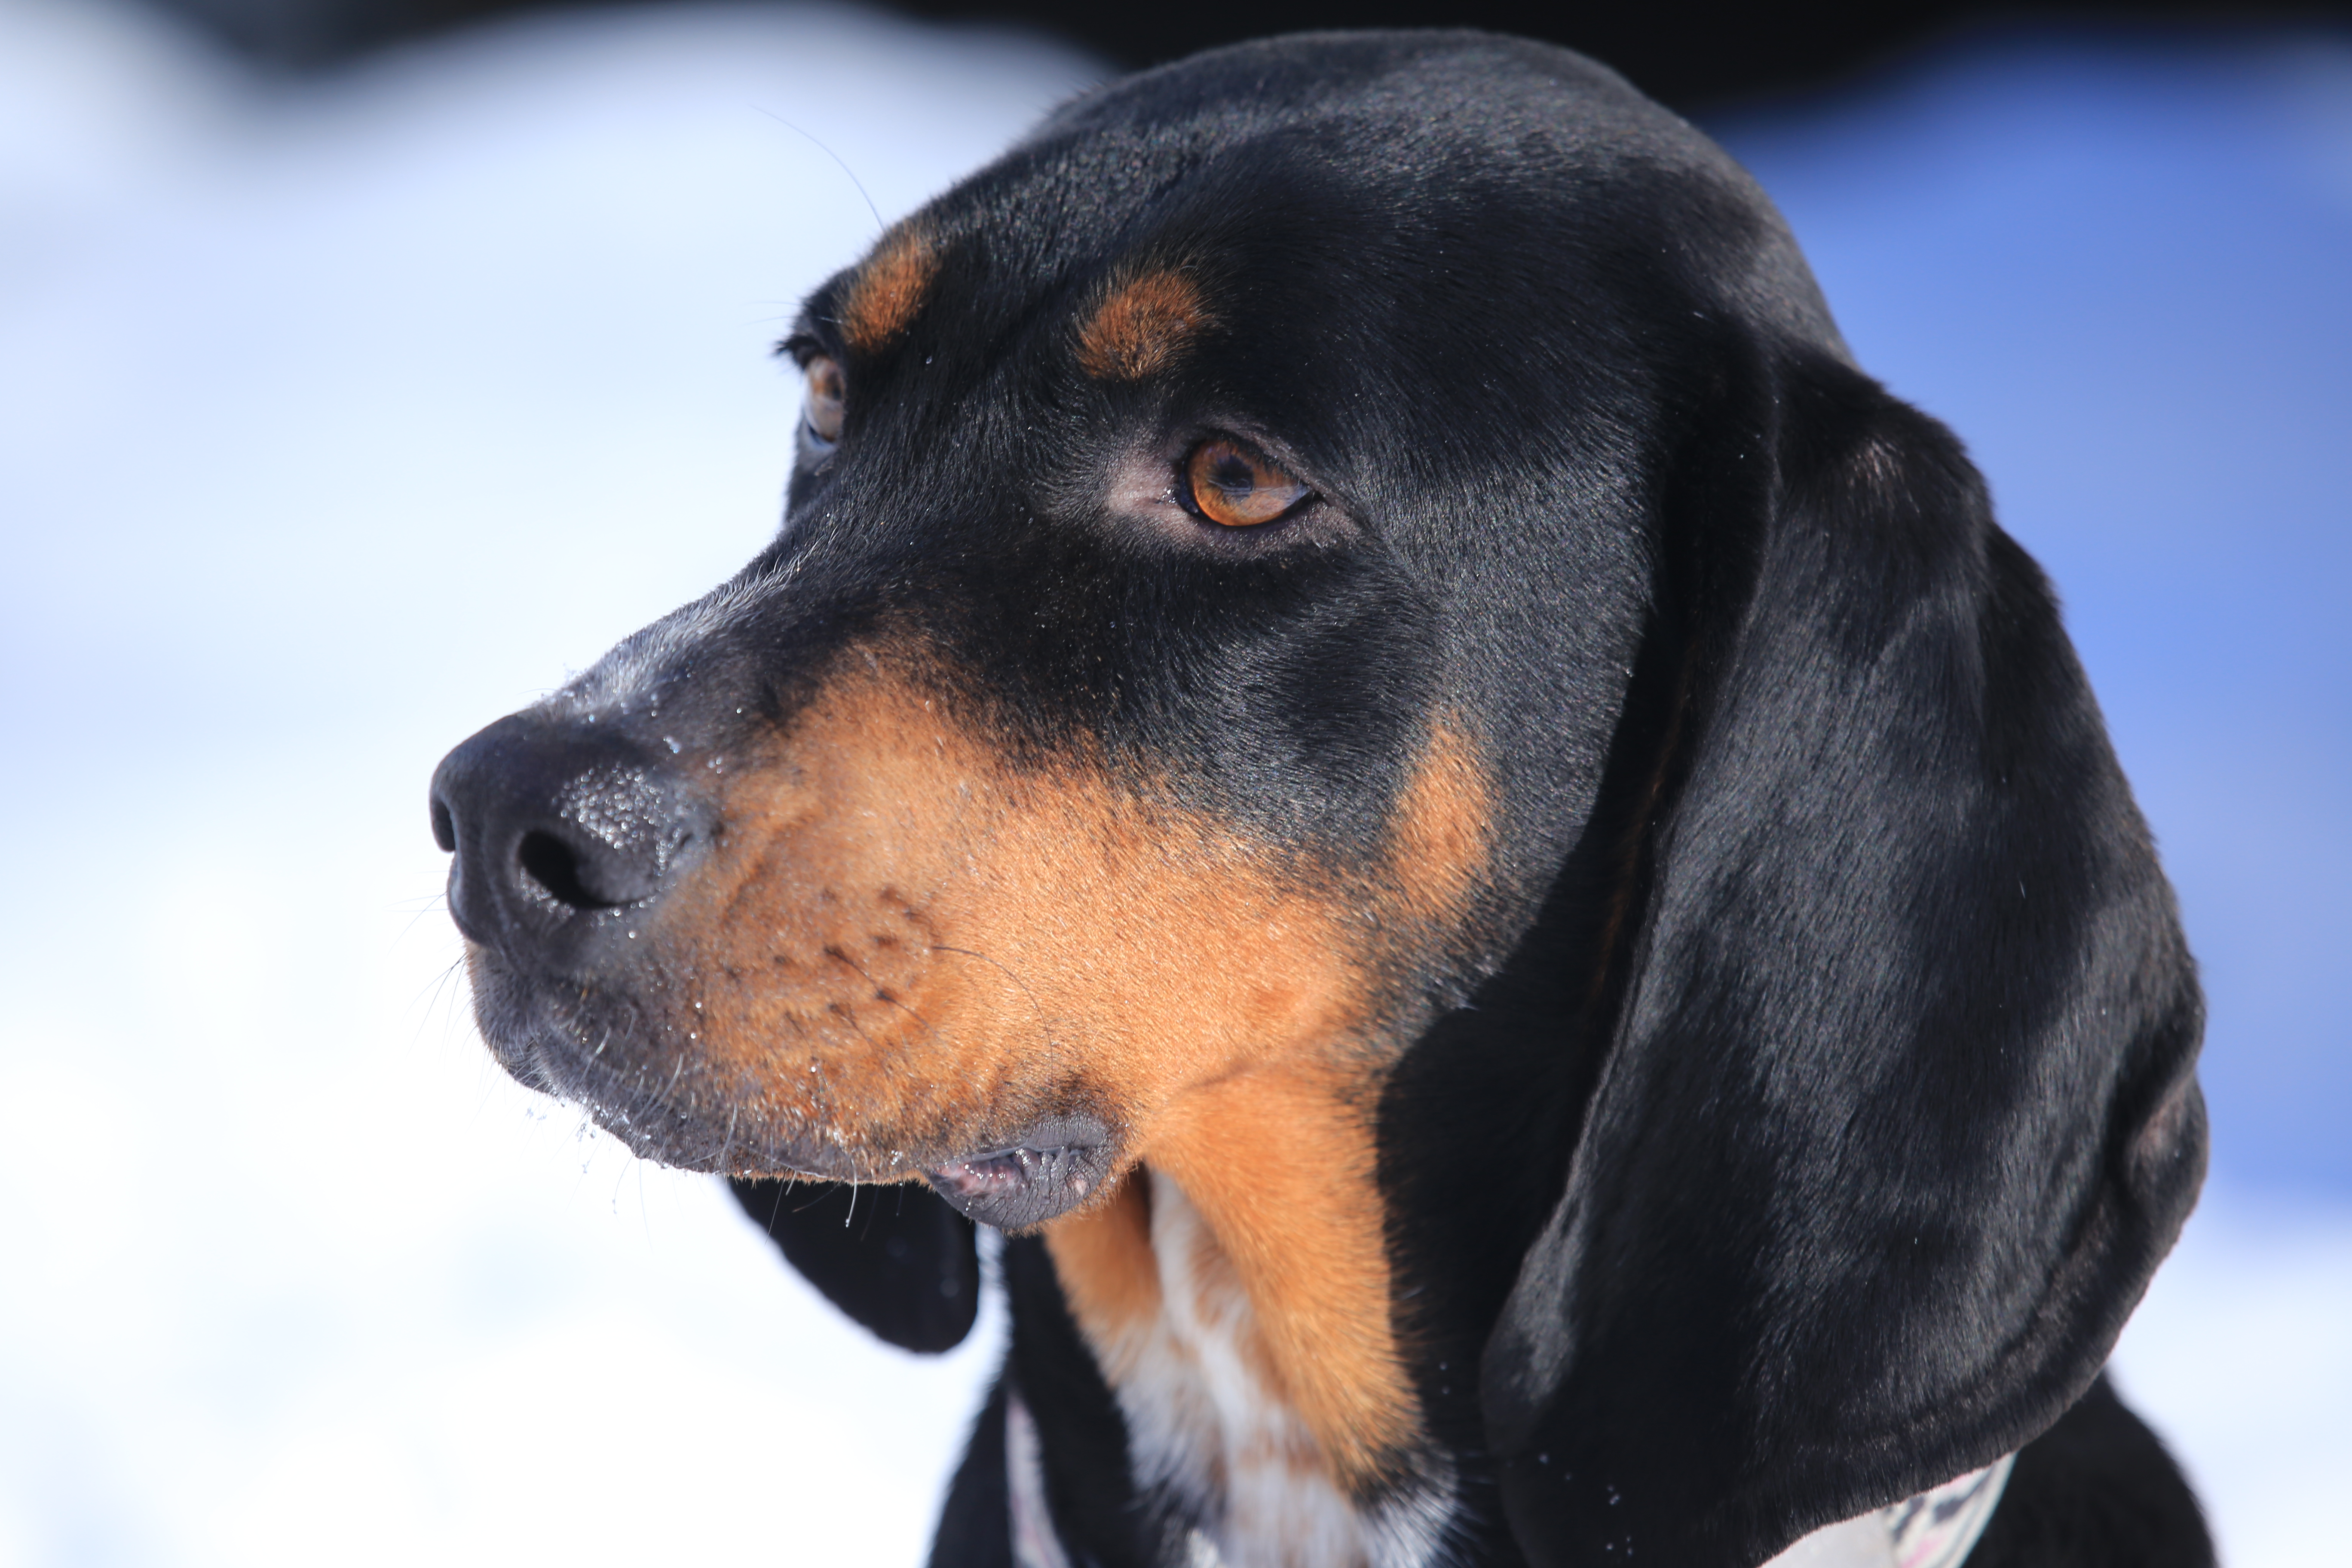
1381, 721, 1491, 936
1047, 1174, 1164, 1375
1142, 1066, 1412, 1483
618, 648, 1490, 1493
839, 222, 937, 352
1054, 1170, 1378, 1565
631, 652, 1365, 1177
1077, 269, 1214, 380
1043, 727, 1493, 1491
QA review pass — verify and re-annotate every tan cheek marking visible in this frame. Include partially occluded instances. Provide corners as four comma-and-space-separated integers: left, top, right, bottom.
1381, 720, 1491, 940
839, 222, 937, 353
637, 665, 1366, 1176
1047, 729, 1496, 1494
639, 675, 1491, 1492
1077, 268, 1213, 380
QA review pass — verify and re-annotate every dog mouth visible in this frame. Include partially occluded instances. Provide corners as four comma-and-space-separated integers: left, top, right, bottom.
923, 1116, 1117, 1230
470, 950, 1118, 1228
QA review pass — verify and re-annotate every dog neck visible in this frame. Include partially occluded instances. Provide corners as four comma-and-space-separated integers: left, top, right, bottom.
1026, 1164, 2017, 1568
1044, 1133, 1452, 1566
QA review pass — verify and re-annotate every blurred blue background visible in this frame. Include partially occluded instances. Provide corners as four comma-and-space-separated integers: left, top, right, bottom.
0, 3, 2343, 1564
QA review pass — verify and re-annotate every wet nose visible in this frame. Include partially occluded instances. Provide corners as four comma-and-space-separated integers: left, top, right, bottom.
429, 714, 711, 969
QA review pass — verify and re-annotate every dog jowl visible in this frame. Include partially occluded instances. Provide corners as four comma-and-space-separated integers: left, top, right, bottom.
432, 31, 2209, 1568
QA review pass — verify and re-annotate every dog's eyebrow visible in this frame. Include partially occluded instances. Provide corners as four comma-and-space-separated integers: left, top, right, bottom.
836, 221, 937, 354
1077, 267, 1215, 381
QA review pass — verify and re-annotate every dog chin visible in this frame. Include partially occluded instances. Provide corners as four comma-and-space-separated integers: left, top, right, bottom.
458, 948, 756, 1167
580, 1077, 1120, 1232
459, 943, 567, 1090
579, 1098, 1119, 1232
468, 961, 1118, 1223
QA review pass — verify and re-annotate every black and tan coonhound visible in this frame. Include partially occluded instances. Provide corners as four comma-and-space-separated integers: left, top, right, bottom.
430, 31, 2214, 1568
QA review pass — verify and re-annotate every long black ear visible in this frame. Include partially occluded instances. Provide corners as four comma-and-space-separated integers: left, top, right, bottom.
1482, 348, 2206, 1568
729, 1178, 981, 1353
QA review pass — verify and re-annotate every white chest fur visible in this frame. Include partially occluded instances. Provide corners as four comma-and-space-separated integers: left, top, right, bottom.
1025, 1170, 1452, 1568
1104, 1168, 1387, 1566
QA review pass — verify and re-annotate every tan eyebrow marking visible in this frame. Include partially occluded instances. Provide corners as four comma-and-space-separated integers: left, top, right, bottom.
839, 221, 937, 353
1077, 268, 1215, 381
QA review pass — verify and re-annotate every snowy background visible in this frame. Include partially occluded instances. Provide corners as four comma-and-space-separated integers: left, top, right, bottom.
0, 3, 2344, 1563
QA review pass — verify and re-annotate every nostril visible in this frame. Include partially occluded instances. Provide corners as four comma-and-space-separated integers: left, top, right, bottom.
433, 714, 700, 941
517, 830, 613, 911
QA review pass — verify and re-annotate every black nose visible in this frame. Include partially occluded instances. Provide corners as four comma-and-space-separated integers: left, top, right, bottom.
429, 714, 711, 969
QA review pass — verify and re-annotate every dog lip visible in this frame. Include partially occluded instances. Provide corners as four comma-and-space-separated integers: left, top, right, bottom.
466, 963, 1119, 1210
445, 897, 492, 949
923, 1114, 1117, 1231
928, 1147, 1077, 1198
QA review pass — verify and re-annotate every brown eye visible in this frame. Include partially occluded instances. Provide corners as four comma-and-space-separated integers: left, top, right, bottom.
1182, 438, 1311, 527
803, 355, 845, 446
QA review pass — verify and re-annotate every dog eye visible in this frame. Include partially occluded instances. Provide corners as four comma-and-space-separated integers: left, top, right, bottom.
1181, 438, 1311, 527
803, 355, 846, 447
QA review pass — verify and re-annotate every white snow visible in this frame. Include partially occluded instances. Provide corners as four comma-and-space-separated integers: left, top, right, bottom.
0, 4, 2342, 1565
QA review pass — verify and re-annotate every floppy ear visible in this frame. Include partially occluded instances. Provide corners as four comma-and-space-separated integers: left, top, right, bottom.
729, 1177, 981, 1353
1482, 348, 2206, 1568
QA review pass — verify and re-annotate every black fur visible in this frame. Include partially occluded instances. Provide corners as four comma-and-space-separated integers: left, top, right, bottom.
434, 30, 2210, 1568
1971, 1377, 2214, 1568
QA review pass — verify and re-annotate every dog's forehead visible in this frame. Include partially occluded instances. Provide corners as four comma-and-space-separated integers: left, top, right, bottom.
802, 33, 1788, 376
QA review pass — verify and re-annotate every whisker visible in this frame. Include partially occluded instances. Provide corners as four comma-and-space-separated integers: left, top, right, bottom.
754, 107, 884, 233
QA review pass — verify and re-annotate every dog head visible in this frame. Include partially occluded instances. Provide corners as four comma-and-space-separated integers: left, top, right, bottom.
432, 33, 2203, 1565
432, 34, 1723, 1223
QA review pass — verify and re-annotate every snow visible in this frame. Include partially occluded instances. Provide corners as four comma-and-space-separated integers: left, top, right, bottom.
0, 3, 2342, 1563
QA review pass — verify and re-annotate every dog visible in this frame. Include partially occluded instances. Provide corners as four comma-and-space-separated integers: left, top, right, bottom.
430, 31, 2214, 1568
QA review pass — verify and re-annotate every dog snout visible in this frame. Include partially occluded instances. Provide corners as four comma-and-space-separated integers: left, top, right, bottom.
429, 713, 711, 966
